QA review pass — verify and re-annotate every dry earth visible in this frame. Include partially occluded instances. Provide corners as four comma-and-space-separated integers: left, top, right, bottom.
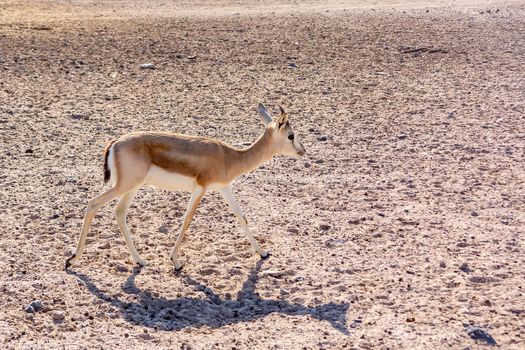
1, 1, 524, 349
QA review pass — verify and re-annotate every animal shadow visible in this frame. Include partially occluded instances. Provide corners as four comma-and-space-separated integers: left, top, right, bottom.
68, 260, 350, 334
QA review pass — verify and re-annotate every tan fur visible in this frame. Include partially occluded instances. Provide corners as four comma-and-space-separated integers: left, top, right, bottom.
111, 129, 274, 188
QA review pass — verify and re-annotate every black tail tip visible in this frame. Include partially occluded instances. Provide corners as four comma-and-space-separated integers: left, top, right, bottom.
104, 169, 111, 184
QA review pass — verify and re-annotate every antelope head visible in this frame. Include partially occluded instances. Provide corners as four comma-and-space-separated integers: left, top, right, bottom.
258, 103, 306, 158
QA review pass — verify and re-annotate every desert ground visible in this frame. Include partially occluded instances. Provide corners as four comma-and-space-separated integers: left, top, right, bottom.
0, 0, 524, 349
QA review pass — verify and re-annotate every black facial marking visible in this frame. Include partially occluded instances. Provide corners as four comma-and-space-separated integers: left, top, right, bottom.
288, 134, 295, 140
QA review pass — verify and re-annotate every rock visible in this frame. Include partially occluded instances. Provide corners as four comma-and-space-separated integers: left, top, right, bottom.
158, 225, 169, 234
287, 227, 299, 234
115, 264, 128, 273
459, 262, 471, 273
71, 114, 89, 120
317, 136, 328, 141
25, 300, 44, 313
25, 148, 34, 154
314, 159, 324, 164
49, 213, 60, 219
406, 316, 415, 322
439, 261, 446, 268
288, 62, 298, 68
98, 242, 110, 249
471, 211, 479, 217
304, 162, 311, 168
466, 326, 496, 345
263, 270, 283, 278
51, 310, 65, 322
350, 319, 362, 328
140, 63, 155, 70
397, 134, 407, 140
187, 55, 197, 60
319, 224, 331, 234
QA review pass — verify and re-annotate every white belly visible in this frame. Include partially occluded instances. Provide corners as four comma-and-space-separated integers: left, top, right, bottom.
145, 165, 197, 192
144, 165, 227, 192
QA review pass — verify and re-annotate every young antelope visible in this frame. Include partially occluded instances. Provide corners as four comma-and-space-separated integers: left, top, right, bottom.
65, 103, 306, 270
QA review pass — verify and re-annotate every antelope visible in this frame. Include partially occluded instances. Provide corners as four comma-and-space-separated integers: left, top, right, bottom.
65, 103, 306, 271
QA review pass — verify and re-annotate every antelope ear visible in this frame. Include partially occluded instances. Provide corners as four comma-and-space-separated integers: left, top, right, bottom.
258, 103, 272, 126
279, 105, 286, 115
276, 112, 289, 129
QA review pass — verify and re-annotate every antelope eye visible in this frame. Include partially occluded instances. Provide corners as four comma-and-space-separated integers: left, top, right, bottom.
288, 134, 295, 140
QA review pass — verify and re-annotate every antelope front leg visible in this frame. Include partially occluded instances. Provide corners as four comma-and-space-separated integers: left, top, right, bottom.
220, 186, 268, 258
170, 187, 204, 270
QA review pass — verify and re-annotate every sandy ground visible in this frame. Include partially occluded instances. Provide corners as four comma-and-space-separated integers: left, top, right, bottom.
1, 0, 524, 349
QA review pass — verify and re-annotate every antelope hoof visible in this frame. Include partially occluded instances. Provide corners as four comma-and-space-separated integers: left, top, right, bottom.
65, 254, 76, 270
135, 259, 148, 267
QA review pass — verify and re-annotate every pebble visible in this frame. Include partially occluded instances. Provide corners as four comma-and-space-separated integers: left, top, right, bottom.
98, 242, 110, 249
439, 261, 446, 268
114, 264, 128, 273
471, 211, 479, 217
24, 300, 44, 313
466, 326, 496, 345
51, 310, 65, 322
319, 224, 331, 234
287, 227, 299, 234
317, 136, 328, 141
140, 63, 155, 70
459, 262, 471, 273
263, 270, 283, 278
314, 159, 324, 164
158, 225, 169, 234
288, 62, 298, 68
397, 134, 407, 140
71, 114, 89, 120
304, 162, 311, 168
350, 319, 362, 328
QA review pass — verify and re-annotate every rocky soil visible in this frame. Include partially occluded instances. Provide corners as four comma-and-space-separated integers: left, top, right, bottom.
1, 1, 524, 349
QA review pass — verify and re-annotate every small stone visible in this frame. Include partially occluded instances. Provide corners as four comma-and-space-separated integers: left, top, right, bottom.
377, 212, 385, 217
304, 162, 311, 168
397, 134, 407, 140
187, 55, 197, 60
25, 300, 44, 313
466, 326, 496, 345
317, 136, 328, 141
319, 224, 331, 234
439, 261, 446, 268
406, 316, 415, 322
471, 211, 479, 217
350, 319, 363, 328
98, 242, 110, 249
288, 62, 298, 68
314, 159, 324, 164
263, 270, 283, 278
71, 114, 88, 120
287, 227, 299, 234
140, 63, 155, 70
49, 213, 60, 219
51, 310, 65, 322
459, 262, 471, 273
25, 148, 34, 154
158, 225, 169, 234
115, 264, 128, 273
